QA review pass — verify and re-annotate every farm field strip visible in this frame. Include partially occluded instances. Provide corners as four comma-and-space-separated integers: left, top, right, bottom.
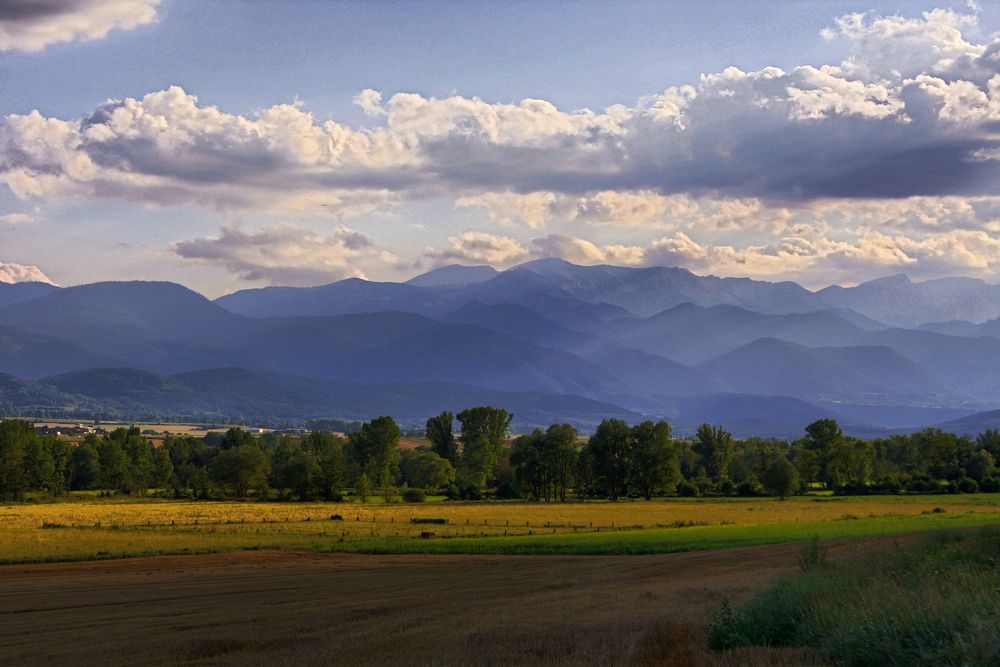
1, 494, 998, 562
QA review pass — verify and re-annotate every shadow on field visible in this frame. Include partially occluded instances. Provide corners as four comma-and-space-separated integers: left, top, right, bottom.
0, 536, 909, 666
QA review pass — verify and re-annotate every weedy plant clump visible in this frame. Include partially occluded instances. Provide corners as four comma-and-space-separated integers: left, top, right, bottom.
708, 527, 1000, 666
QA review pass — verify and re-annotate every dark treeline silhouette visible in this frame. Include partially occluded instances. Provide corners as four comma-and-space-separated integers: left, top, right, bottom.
1, 412, 998, 502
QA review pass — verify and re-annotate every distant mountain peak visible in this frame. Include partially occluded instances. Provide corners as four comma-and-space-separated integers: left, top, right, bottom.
406, 264, 498, 287
861, 273, 912, 287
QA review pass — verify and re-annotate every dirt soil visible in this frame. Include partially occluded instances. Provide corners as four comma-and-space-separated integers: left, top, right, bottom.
0, 535, 912, 666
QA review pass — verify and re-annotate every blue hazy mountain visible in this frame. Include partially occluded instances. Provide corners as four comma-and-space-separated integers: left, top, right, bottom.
817, 274, 1000, 327
406, 264, 499, 287
0, 281, 60, 308
2, 260, 1000, 434
34, 367, 639, 431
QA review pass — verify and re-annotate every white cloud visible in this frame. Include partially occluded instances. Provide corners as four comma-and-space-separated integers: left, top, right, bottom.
530, 234, 645, 266
0, 0, 159, 53
353, 89, 385, 116
823, 8, 987, 82
423, 232, 529, 267
172, 224, 388, 286
2, 5, 997, 223
455, 191, 557, 229
427, 224, 1000, 287
3, 4, 1000, 288
0, 212, 33, 224
641, 229, 1000, 287
0, 261, 52, 284
454, 189, 793, 231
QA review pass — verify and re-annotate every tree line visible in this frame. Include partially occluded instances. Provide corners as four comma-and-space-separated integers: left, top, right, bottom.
0, 411, 998, 502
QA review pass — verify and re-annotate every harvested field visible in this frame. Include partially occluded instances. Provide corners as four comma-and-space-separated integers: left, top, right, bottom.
1, 494, 997, 562
0, 536, 917, 666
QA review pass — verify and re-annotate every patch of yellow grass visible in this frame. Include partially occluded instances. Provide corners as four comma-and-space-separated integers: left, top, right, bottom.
2, 493, 997, 563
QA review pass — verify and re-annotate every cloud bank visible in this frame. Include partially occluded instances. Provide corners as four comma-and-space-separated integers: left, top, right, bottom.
0, 262, 52, 284
172, 225, 397, 286
3, 7, 996, 211
0, 0, 159, 53
3, 5, 1000, 286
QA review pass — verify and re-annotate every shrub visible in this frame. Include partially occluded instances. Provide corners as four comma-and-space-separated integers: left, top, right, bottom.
717, 478, 735, 495
795, 536, 828, 573
461, 483, 483, 500
957, 477, 979, 494
736, 476, 764, 497
871, 476, 902, 494
905, 474, 940, 493
708, 528, 1000, 666
834, 479, 869, 495
410, 517, 447, 525
444, 482, 483, 500
676, 479, 700, 497
694, 477, 715, 495
401, 488, 427, 503
979, 476, 1000, 492
763, 459, 800, 499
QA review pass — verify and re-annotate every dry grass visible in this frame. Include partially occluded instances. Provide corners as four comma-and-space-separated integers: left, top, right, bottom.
1, 493, 997, 562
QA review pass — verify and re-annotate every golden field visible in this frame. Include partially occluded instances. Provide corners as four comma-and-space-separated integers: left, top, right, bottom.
2, 493, 998, 563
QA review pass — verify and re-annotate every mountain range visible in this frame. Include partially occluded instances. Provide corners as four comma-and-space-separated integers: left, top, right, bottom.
3, 259, 1000, 436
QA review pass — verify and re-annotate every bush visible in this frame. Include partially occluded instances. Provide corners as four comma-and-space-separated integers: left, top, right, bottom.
694, 477, 715, 495
736, 475, 765, 497
871, 476, 902, 494
717, 478, 735, 495
401, 488, 427, 503
834, 479, 870, 495
795, 536, 828, 572
676, 479, 700, 497
493, 472, 519, 499
708, 528, 1000, 666
957, 477, 979, 494
979, 476, 1000, 492
905, 474, 940, 493
410, 517, 447, 525
444, 482, 482, 500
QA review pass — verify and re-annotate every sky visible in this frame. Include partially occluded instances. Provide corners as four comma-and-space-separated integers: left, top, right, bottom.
1, 0, 999, 296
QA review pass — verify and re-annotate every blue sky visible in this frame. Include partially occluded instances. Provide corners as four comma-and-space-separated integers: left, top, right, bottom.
1, 0, 999, 295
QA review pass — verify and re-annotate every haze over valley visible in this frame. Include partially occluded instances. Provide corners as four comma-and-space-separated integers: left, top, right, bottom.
5, 257, 1000, 436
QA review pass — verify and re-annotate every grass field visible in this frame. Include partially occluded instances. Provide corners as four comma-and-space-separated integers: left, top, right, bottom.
2, 493, 998, 563
710, 528, 1000, 666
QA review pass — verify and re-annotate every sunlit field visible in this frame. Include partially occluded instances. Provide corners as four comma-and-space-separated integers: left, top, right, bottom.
2, 493, 998, 563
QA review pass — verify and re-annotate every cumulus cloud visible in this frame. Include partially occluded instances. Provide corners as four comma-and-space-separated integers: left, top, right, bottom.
454, 191, 557, 229
640, 229, 1000, 287
423, 232, 530, 267
422, 230, 647, 270
822, 8, 990, 82
530, 234, 646, 266
0, 261, 52, 284
454, 189, 797, 231
2, 5, 997, 223
420, 224, 1000, 287
3, 4, 1000, 287
172, 225, 387, 286
0, 0, 159, 53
